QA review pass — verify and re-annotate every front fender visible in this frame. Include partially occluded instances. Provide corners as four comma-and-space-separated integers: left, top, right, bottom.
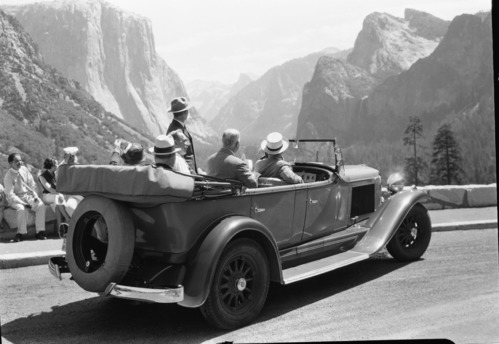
354, 188, 430, 254
178, 216, 281, 308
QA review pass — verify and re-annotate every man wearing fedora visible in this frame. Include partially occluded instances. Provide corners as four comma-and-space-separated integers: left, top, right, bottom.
254, 132, 303, 184
149, 134, 190, 173
206, 129, 258, 188
166, 97, 197, 174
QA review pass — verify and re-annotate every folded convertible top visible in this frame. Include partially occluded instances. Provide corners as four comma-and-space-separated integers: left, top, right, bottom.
56, 164, 195, 204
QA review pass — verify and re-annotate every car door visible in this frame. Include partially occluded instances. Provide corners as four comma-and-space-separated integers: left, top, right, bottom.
300, 181, 348, 241
250, 188, 303, 247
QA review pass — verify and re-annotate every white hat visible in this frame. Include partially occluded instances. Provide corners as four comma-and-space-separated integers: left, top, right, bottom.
148, 135, 181, 155
261, 132, 289, 155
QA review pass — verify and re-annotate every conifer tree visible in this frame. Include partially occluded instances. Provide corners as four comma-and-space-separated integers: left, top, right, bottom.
403, 116, 427, 185
430, 123, 463, 185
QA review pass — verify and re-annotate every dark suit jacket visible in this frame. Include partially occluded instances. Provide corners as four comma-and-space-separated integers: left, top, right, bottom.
167, 119, 197, 173
206, 148, 258, 188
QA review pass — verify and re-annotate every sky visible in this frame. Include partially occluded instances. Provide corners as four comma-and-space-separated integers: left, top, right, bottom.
0, 0, 492, 84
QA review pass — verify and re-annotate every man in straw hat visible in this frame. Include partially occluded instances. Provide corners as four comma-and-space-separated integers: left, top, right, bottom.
166, 97, 197, 174
149, 134, 190, 173
206, 128, 258, 188
254, 132, 303, 184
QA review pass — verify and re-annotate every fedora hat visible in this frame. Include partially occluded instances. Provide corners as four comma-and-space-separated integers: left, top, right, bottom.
148, 135, 181, 156
167, 97, 192, 114
261, 132, 289, 155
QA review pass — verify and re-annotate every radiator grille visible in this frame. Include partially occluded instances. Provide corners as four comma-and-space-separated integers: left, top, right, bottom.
351, 184, 375, 217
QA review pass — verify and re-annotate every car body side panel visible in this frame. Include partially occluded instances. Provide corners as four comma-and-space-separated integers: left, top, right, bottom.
250, 190, 296, 246
131, 196, 252, 253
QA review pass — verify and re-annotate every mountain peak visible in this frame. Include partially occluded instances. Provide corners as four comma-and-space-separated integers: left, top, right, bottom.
347, 10, 448, 79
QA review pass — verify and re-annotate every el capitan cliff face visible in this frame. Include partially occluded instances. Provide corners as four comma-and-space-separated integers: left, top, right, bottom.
3, 0, 213, 140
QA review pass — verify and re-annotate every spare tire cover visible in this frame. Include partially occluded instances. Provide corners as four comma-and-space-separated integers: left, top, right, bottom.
66, 196, 135, 292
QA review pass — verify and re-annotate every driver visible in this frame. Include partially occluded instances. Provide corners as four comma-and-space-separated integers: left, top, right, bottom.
254, 132, 303, 184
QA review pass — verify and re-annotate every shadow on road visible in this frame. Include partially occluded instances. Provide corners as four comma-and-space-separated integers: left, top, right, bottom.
1, 256, 412, 343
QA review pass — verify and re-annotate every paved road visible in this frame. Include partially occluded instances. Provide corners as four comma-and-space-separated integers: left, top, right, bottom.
1, 228, 498, 344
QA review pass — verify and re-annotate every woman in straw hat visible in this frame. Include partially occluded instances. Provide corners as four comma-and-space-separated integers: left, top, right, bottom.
254, 132, 303, 184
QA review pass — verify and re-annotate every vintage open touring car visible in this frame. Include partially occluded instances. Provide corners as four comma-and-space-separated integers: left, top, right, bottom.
49, 139, 432, 329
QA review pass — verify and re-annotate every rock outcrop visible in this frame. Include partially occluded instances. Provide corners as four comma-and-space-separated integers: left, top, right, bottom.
3, 0, 214, 140
298, 10, 448, 143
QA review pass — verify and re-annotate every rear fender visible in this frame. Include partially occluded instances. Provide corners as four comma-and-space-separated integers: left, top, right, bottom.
354, 189, 430, 254
178, 216, 281, 308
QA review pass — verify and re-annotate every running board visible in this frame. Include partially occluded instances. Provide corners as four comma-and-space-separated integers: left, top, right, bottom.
282, 251, 370, 285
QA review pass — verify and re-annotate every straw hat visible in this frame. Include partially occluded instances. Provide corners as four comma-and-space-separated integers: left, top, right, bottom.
260, 132, 289, 155
148, 135, 181, 156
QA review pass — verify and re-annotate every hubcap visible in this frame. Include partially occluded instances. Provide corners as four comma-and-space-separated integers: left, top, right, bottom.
236, 278, 247, 291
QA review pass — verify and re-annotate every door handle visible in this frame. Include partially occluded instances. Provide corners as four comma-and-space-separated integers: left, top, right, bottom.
253, 205, 266, 213
307, 198, 318, 205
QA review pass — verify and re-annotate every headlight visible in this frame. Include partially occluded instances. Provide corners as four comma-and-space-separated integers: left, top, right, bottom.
387, 173, 405, 194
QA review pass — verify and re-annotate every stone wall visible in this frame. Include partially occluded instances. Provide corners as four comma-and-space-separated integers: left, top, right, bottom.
417, 184, 496, 210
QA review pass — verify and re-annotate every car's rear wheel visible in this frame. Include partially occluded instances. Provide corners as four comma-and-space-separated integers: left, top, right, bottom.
200, 238, 269, 329
66, 196, 135, 292
387, 204, 432, 261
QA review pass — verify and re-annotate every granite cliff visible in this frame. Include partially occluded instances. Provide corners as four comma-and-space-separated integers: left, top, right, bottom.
297, 9, 450, 141
3, 0, 214, 142
0, 9, 150, 175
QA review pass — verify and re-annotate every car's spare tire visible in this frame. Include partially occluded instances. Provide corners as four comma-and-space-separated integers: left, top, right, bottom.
66, 196, 135, 292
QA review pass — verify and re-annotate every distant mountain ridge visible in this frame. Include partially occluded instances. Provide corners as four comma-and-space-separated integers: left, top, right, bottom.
212, 47, 346, 143
2, 0, 215, 142
187, 74, 254, 122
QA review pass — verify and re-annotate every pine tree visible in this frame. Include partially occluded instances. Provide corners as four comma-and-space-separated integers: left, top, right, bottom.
430, 123, 463, 185
403, 116, 427, 185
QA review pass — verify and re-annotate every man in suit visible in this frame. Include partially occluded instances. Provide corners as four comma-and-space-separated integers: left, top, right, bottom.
166, 97, 197, 174
206, 129, 258, 188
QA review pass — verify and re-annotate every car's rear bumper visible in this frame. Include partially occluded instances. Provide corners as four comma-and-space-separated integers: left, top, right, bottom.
48, 257, 184, 304
103, 282, 184, 303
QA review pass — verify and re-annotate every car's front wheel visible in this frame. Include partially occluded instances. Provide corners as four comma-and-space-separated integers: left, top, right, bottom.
200, 238, 270, 330
387, 204, 432, 261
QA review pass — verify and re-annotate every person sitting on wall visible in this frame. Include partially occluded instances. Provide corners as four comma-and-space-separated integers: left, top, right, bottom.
39, 157, 71, 224
254, 132, 303, 184
206, 128, 257, 188
3, 153, 47, 242
149, 134, 190, 173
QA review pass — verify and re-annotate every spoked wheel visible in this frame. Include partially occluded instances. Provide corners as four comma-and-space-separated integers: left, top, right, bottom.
387, 204, 432, 261
201, 238, 269, 330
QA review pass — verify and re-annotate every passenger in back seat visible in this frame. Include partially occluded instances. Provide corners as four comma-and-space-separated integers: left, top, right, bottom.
254, 132, 303, 184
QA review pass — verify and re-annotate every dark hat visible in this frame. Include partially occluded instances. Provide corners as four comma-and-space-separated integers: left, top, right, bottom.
148, 135, 181, 156
121, 143, 144, 165
168, 97, 192, 114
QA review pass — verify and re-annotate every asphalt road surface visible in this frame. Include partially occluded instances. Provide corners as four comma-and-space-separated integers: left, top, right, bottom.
1, 228, 498, 344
